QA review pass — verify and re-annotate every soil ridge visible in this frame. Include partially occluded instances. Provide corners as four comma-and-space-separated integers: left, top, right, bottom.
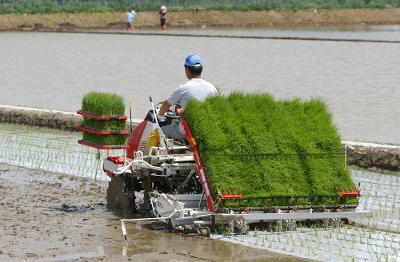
1, 9, 400, 32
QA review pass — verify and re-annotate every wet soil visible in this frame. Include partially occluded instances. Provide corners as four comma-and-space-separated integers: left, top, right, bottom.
0, 162, 304, 261
344, 142, 400, 171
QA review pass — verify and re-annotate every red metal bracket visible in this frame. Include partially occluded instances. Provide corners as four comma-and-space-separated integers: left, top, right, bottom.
220, 194, 243, 200
218, 188, 243, 201
77, 110, 127, 121
339, 190, 360, 197
179, 113, 216, 213
106, 156, 131, 164
337, 185, 361, 198
77, 125, 128, 135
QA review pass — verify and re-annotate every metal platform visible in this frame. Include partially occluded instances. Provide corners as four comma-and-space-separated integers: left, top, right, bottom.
218, 210, 373, 223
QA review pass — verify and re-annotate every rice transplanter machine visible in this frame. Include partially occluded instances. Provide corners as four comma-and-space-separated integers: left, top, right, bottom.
77, 97, 372, 238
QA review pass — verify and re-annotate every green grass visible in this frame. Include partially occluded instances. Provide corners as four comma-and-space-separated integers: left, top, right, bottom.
0, 0, 398, 14
183, 93, 356, 207
82, 91, 125, 116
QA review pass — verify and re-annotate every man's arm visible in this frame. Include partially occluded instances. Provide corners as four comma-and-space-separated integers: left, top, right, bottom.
158, 100, 171, 116
160, 85, 181, 116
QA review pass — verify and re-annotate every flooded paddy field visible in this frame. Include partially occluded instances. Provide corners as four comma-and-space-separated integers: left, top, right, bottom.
1, 122, 400, 261
0, 25, 399, 144
1, 25, 399, 261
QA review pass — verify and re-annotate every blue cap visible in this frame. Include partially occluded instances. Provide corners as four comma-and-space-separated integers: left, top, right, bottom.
184, 54, 203, 68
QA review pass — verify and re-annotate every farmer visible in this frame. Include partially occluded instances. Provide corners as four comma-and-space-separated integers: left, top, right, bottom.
126, 10, 136, 31
159, 5, 167, 30
158, 54, 218, 139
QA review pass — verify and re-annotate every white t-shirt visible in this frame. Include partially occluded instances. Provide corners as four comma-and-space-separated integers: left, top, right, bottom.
127, 12, 135, 23
167, 78, 218, 108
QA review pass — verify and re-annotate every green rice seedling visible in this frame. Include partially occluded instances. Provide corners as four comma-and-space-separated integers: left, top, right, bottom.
183, 92, 356, 207
82, 118, 126, 131
287, 99, 353, 196
80, 92, 127, 146
250, 96, 310, 198
82, 91, 125, 116
83, 133, 127, 146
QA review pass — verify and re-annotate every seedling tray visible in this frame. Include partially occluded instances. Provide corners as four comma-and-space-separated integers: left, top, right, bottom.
182, 93, 357, 207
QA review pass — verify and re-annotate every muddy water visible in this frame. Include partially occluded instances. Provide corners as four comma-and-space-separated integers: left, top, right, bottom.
0, 27, 399, 144
0, 163, 304, 261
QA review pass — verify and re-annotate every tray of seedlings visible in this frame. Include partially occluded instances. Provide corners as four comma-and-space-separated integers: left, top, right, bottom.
77, 92, 129, 150
181, 93, 366, 230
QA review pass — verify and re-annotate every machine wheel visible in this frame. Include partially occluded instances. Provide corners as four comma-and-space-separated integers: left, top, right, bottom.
198, 226, 211, 237
106, 174, 136, 215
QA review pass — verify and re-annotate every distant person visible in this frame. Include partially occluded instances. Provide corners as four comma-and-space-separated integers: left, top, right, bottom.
127, 10, 136, 31
158, 54, 218, 139
159, 5, 167, 30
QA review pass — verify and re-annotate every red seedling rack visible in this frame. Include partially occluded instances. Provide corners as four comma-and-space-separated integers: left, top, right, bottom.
77, 109, 129, 150
77, 110, 128, 121
77, 125, 128, 135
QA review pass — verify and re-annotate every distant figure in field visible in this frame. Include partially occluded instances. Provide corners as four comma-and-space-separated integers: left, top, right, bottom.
126, 10, 136, 31
159, 5, 167, 30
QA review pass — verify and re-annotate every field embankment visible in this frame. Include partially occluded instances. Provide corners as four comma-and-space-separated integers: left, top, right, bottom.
0, 0, 398, 14
1, 9, 400, 31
